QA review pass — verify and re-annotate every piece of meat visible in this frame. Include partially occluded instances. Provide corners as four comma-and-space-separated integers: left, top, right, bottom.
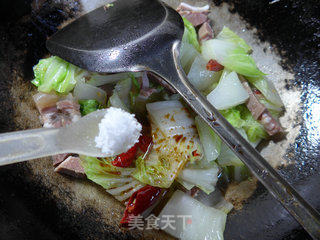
33, 93, 82, 168
198, 22, 214, 43
242, 81, 267, 120
176, 2, 209, 27
33, 92, 59, 113
260, 112, 283, 136
241, 81, 283, 135
56, 98, 81, 123
52, 153, 73, 167
54, 156, 86, 178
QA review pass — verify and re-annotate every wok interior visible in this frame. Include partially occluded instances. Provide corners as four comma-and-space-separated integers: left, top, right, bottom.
0, 0, 319, 239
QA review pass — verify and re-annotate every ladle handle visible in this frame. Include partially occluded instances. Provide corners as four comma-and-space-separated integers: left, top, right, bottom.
154, 42, 320, 239
0, 128, 62, 166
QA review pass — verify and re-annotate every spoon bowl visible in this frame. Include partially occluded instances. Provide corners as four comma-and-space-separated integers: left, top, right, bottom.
46, 0, 183, 74
0, 109, 110, 167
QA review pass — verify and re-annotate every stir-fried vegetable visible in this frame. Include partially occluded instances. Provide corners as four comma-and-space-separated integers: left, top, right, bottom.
220, 105, 267, 143
79, 99, 102, 116
195, 116, 221, 163
31, 2, 285, 235
133, 101, 203, 188
216, 26, 252, 53
74, 81, 107, 105
187, 56, 222, 91
108, 78, 132, 111
247, 76, 284, 107
159, 190, 227, 240
177, 163, 219, 194
80, 156, 146, 202
180, 42, 199, 73
182, 17, 201, 52
32, 56, 79, 94
201, 28, 265, 78
207, 70, 249, 110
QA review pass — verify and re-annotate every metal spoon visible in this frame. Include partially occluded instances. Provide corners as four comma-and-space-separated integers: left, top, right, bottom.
45, 0, 320, 238
0, 109, 109, 166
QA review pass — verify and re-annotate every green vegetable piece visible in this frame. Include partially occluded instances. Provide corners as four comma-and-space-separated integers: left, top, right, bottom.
182, 17, 200, 52
79, 99, 102, 116
32, 56, 79, 94
81, 156, 135, 190
220, 107, 244, 129
217, 27, 252, 53
201, 28, 266, 78
237, 105, 268, 142
220, 104, 267, 143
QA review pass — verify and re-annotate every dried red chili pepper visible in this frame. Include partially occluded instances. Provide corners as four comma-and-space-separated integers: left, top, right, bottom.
206, 59, 224, 71
111, 144, 138, 167
120, 185, 162, 226
138, 135, 153, 152
111, 135, 153, 168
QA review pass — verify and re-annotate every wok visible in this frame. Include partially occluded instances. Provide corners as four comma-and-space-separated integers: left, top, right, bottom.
0, 0, 319, 239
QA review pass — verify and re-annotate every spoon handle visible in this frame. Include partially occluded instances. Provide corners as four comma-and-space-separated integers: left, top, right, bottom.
155, 42, 320, 239
0, 128, 62, 166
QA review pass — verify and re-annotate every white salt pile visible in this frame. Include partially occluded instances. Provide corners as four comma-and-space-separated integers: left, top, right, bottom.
95, 107, 142, 156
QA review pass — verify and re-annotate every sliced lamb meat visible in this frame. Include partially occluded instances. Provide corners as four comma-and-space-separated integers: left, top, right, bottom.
52, 153, 73, 167
260, 112, 283, 136
176, 2, 209, 27
56, 97, 81, 123
241, 81, 283, 136
54, 156, 86, 178
198, 22, 214, 43
33, 92, 59, 113
242, 81, 267, 120
33, 93, 82, 169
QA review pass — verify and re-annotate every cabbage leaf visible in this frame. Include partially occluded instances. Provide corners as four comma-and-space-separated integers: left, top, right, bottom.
32, 56, 79, 94
220, 104, 267, 142
182, 17, 200, 52
217, 26, 252, 53
81, 156, 145, 202
201, 28, 266, 78
133, 101, 203, 188
79, 99, 102, 116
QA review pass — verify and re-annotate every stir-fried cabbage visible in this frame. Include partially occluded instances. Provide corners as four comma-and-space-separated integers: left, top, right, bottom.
218, 128, 259, 167
159, 190, 227, 240
81, 156, 145, 202
182, 17, 200, 52
177, 163, 219, 194
216, 27, 252, 53
79, 99, 102, 116
74, 81, 107, 105
195, 116, 221, 162
247, 76, 284, 107
32, 56, 79, 94
180, 41, 199, 73
220, 105, 267, 143
201, 28, 265, 78
207, 71, 249, 110
133, 101, 203, 188
108, 78, 132, 111
81, 156, 135, 189
187, 56, 222, 91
